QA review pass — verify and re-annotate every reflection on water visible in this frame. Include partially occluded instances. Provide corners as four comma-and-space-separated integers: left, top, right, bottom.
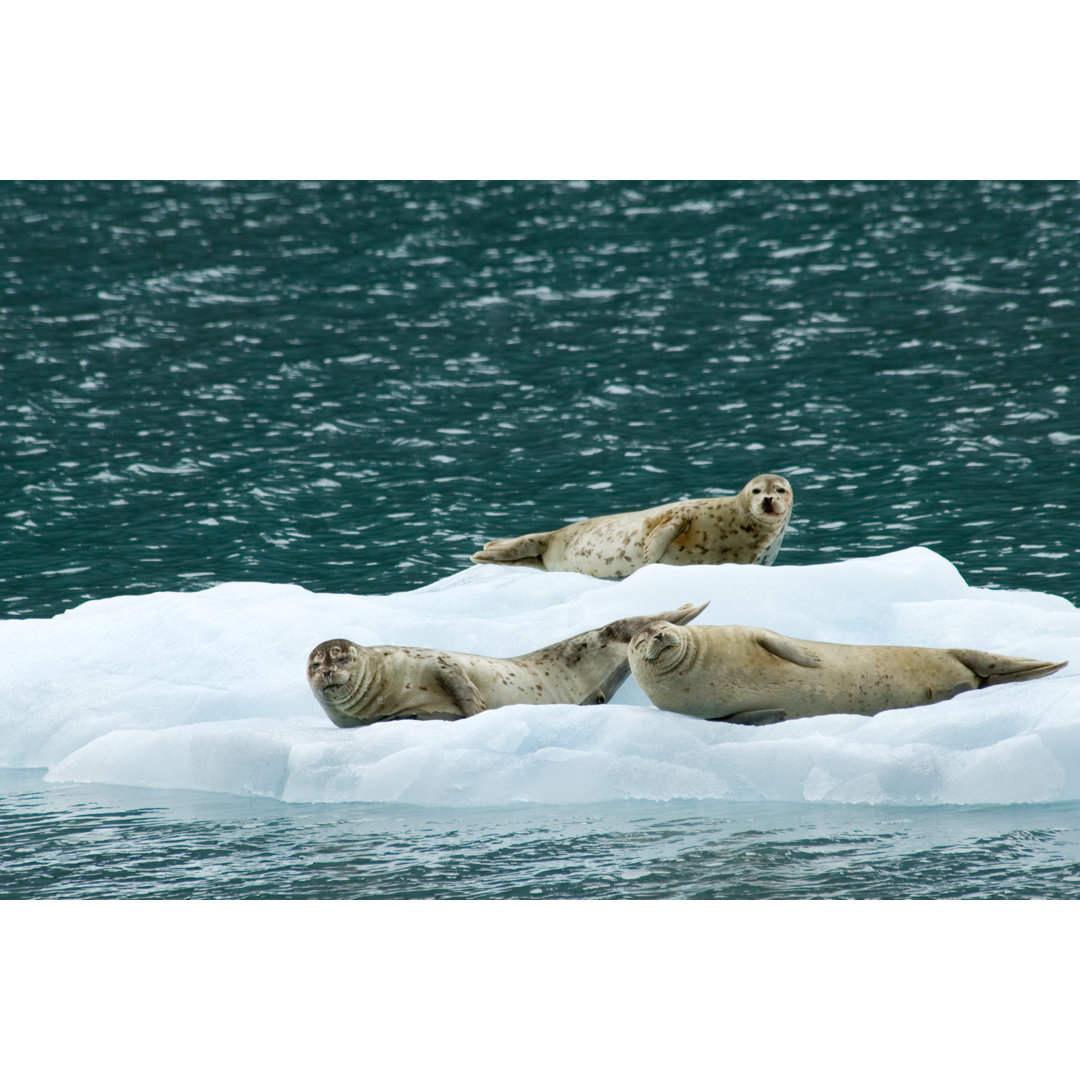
4, 772, 1080, 900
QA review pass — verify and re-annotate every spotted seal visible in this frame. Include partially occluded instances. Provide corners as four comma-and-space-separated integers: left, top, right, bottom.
627, 621, 1067, 724
470, 474, 792, 579
308, 601, 708, 727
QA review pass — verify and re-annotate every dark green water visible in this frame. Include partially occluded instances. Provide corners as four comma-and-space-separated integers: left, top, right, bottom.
4, 180, 1079, 617
3, 180, 1079, 899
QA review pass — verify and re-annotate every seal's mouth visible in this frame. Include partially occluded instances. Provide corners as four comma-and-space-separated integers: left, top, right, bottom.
640, 630, 676, 663
310, 669, 348, 694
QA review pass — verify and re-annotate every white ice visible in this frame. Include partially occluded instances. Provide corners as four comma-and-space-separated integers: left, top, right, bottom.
2, 547, 1079, 807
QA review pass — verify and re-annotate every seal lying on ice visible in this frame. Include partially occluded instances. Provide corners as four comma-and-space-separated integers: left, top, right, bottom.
308, 602, 708, 727
470, 474, 793, 578
627, 621, 1068, 724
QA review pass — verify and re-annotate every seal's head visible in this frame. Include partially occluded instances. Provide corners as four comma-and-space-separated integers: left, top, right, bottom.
307, 638, 361, 700
740, 474, 792, 525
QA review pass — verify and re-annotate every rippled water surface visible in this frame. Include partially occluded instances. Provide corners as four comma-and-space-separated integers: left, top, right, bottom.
3, 181, 1079, 899
3, 180, 1079, 616
5, 771, 1080, 900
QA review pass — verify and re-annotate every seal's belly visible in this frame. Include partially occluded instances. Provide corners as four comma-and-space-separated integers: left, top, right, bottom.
657, 523, 752, 566
544, 514, 771, 574
377, 656, 535, 718
370, 682, 464, 722
468, 658, 602, 708
757, 646, 980, 717
467, 659, 554, 708
542, 515, 648, 578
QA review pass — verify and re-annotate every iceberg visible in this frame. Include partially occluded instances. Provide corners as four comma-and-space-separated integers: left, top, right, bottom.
1, 547, 1077, 807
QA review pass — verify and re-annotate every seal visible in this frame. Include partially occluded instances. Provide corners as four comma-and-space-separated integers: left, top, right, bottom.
627, 621, 1068, 724
470, 474, 793, 579
308, 601, 708, 727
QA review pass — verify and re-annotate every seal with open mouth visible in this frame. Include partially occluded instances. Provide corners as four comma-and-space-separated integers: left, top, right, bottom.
470, 473, 793, 579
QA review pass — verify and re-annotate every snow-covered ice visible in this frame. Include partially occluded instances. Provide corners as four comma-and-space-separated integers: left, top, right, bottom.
2, 547, 1078, 806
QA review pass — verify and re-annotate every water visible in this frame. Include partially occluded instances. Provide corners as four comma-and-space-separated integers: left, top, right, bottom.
5, 769, 1080, 899
3, 180, 1080, 900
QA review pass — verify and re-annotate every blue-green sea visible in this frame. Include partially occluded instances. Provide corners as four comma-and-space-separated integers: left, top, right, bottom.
3, 180, 1080, 900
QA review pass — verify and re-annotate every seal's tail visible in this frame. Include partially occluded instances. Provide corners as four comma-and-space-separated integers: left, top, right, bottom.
470, 531, 552, 568
949, 649, 1068, 687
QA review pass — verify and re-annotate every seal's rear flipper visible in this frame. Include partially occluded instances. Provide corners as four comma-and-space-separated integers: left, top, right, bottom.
470, 531, 552, 567
664, 601, 710, 627
601, 601, 710, 644
949, 650, 1068, 687
706, 709, 788, 726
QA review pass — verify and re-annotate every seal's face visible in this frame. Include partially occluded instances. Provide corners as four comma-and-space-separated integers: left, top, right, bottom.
743, 474, 792, 524
307, 639, 360, 698
629, 624, 682, 667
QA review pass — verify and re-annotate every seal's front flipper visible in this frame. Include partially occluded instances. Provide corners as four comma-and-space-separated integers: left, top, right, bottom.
470, 531, 552, 567
434, 658, 486, 717
706, 709, 789, 726
643, 507, 693, 563
949, 649, 1068, 687
755, 529, 787, 567
756, 631, 822, 668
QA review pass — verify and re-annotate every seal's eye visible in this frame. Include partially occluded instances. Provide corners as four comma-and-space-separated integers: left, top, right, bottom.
334, 656, 350, 664
752, 488, 761, 495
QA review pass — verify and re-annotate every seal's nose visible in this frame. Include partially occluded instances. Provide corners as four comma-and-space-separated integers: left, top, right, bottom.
641, 628, 675, 661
